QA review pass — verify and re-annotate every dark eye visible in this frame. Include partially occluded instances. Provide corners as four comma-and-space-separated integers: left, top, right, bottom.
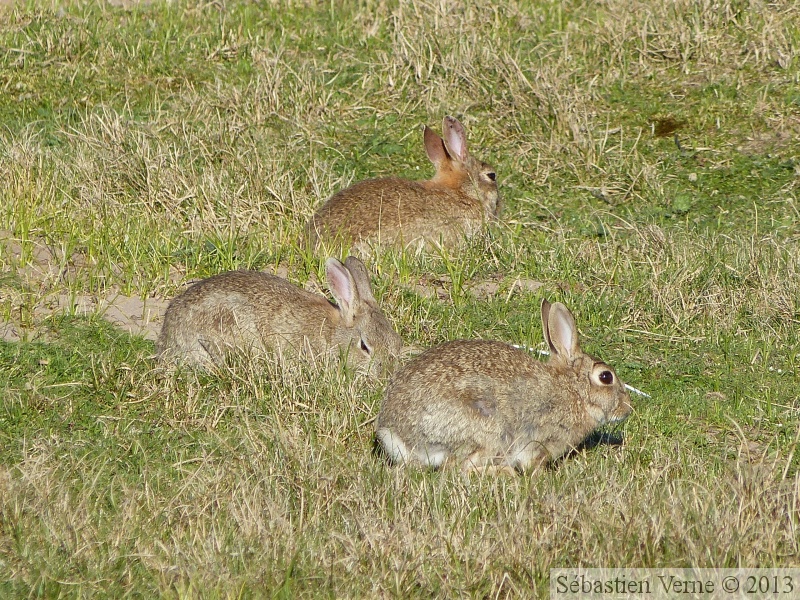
486, 171, 496, 181
599, 370, 614, 385
360, 338, 371, 354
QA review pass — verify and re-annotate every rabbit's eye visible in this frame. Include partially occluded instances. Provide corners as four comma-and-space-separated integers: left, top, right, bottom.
599, 370, 614, 385
360, 338, 371, 354
486, 171, 496, 182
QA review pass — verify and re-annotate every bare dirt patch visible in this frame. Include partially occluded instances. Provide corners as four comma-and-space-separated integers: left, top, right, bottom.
410, 272, 580, 302
1, 289, 169, 343
0, 232, 313, 344
734, 116, 800, 158
468, 276, 547, 301
53, 293, 168, 340
106, 0, 160, 7
1, 230, 168, 342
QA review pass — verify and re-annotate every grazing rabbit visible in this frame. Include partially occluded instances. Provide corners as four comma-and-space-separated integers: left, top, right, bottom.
375, 299, 632, 473
157, 256, 402, 377
306, 116, 500, 252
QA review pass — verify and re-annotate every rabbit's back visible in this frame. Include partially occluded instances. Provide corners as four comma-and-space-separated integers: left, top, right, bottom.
391, 340, 535, 380
379, 341, 541, 416
157, 271, 335, 365
307, 177, 489, 250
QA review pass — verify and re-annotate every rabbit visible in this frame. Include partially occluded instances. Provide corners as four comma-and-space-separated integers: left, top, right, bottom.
305, 116, 500, 253
156, 256, 402, 377
375, 299, 632, 473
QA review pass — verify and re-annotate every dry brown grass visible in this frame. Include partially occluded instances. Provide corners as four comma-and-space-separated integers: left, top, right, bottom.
3, 390, 798, 595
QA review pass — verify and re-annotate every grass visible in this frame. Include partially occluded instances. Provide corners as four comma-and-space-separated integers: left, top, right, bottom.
1, 0, 800, 596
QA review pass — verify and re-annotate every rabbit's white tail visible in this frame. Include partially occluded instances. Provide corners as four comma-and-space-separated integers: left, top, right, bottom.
376, 428, 411, 464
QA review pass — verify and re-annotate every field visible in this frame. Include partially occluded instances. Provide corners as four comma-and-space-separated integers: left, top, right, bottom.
1, 0, 799, 597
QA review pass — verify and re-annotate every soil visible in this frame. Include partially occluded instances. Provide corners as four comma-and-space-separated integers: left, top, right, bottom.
0, 230, 168, 342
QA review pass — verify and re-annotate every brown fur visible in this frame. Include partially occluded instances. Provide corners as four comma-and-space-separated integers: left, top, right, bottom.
156, 257, 402, 377
375, 300, 632, 472
306, 116, 500, 252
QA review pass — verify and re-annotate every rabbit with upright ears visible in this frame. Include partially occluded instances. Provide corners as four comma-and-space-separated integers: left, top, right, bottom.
306, 116, 500, 253
157, 256, 402, 377
375, 299, 632, 473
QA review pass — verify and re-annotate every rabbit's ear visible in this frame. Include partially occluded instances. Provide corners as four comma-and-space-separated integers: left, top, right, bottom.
442, 116, 469, 162
326, 258, 356, 324
424, 125, 448, 167
344, 256, 377, 305
542, 300, 580, 360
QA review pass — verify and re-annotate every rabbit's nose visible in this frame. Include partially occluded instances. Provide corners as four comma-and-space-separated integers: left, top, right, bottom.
615, 397, 634, 420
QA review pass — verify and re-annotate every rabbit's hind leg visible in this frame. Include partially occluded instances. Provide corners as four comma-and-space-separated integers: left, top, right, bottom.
460, 449, 517, 476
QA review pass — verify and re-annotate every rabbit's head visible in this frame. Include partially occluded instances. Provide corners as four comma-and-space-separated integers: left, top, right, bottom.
326, 256, 403, 376
425, 116, 501, 219
541, 299, 632, 426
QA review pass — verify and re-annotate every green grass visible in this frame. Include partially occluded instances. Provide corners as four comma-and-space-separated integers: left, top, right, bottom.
1, 0, 800, 597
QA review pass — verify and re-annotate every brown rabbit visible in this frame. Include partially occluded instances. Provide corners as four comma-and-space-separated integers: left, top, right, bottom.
156, 257, 402, 377
306, 116, 500, 252
375, 300, 632, 473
